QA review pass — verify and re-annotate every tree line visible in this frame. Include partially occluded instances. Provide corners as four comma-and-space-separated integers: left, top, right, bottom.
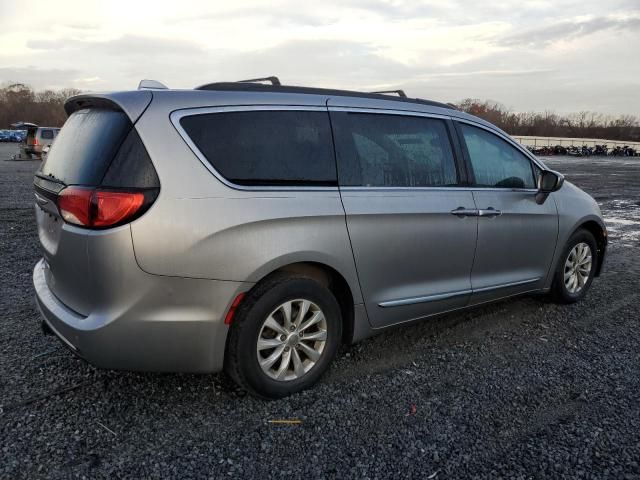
0, 83, 80, 129
455, 99, 640, 142
1, 83, 639, 142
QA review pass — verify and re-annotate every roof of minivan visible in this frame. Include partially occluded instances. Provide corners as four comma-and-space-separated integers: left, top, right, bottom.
195, 82, 456, 111
64, 86, 505, 138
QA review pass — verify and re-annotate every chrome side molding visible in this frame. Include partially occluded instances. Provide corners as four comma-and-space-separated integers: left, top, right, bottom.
379, 277, 541, 308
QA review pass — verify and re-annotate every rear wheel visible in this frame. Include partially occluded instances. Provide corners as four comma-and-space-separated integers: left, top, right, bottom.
225, 274, 342, 399
551, 229, 597, 304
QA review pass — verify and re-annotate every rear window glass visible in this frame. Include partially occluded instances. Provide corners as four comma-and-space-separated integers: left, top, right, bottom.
40, 109, 131, 186
179, 110, 337, 186
40, 129, 54, 140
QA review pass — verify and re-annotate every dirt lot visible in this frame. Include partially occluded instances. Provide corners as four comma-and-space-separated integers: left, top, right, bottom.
1, 142, 639, 479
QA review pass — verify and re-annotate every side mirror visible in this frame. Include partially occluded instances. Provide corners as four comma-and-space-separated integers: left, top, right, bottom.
535, 170, 564, 204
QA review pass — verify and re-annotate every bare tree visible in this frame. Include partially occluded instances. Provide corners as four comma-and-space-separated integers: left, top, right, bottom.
0, 83, 81, 128
1, 85, 638, 142
455, 99, 639, 142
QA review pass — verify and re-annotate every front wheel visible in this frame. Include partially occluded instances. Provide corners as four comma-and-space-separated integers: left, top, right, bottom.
551, 229, 598, 304
224, 274, 342, 399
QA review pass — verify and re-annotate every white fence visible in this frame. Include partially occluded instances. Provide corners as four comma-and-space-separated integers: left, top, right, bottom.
512, 136, 640, 149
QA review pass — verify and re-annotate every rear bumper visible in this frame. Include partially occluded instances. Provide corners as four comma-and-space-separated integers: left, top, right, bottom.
33, 258, 250, 373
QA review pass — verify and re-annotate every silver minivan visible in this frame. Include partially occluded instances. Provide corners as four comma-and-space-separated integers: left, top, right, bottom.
25, 125, 60, 158
33, 78, 607, 398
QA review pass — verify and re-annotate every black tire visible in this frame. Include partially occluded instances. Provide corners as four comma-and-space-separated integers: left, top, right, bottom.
224, 274, 342, 399
551, 229, 598, 304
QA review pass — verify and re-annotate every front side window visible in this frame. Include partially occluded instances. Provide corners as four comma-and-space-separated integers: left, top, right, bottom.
180, 110, 337, 186
459, 123, 535, 189
331, 112, 458, 187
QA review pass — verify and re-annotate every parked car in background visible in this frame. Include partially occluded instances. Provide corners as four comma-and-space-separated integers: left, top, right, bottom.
24, 126, 60, 158
33, 78, 607, 398
0, 129, 26, 142
13, 130, 27, 142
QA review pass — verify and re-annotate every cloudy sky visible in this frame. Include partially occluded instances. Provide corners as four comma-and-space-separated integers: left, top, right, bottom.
1, 0, 639, 114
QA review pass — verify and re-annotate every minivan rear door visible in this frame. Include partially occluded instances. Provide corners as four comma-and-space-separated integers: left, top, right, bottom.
329, 107, 478, 328
33, 96, 158, 315
34, 109, 134, 315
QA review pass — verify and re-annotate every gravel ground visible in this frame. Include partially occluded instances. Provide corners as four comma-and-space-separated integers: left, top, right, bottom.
1, 142, 639, 479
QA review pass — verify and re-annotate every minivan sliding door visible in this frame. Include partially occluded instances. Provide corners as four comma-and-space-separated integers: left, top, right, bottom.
329, 107, 478, 328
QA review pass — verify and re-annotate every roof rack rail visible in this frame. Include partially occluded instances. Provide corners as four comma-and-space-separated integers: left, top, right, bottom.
194, 82, 453, 111
237, 76, 281, 86
370, 89, 407, 98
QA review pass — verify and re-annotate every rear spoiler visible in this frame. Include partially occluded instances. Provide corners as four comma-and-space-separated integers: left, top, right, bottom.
64, 90, 153, 123
11, 121, 38, 128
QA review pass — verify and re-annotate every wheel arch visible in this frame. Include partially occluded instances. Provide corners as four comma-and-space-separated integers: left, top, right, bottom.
574, 219, 607, 276
251, 261, 357, 345
545, 213, 608, 289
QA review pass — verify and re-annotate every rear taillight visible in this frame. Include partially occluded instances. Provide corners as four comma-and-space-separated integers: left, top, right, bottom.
93, 190, 145, 227
57, 186, 152, 229
58, 187, 93, 226
33, 138, 39, 146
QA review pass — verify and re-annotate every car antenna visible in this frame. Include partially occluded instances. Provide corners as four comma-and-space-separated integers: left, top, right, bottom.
236, 76, 282, 86
370, 89, 407, 98
138, 79, 169, 90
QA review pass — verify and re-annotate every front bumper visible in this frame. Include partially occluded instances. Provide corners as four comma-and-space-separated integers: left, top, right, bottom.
33, 258, 250, 373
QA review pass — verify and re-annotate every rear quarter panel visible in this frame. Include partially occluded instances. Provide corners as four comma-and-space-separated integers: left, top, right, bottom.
128, 92, 364, 304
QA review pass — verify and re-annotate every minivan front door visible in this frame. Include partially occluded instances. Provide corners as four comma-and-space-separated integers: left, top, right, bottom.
330, 109, 478, 328
455, 122, 558, 305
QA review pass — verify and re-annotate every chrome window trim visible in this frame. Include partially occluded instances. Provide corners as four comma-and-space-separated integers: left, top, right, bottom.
170, 105, 339, 192
171, 104, 544, 193
378, 277, 542, 307
328, 106, 468, 189
339, 186, 538, 193
328, 106, 450, 121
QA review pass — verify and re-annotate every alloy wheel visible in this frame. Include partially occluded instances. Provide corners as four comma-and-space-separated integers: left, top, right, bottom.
256, 299, 328, 381
564, 242, 593, 294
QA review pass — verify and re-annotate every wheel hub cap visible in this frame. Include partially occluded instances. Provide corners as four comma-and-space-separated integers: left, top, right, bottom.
256, 299, 328, 382
564, 242, 593, 294
286, 333, 300, 347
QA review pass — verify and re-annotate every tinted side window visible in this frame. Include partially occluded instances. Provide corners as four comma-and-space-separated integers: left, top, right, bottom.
331, 112, 458, 187
459, 124, 535, 189
101, 128, 160, 189
40, 129, 54, 139
180, 111, 337, 186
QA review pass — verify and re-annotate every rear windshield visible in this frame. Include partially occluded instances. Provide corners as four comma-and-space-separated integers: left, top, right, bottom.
40, 109, 131, 185
179, 110, 337, 186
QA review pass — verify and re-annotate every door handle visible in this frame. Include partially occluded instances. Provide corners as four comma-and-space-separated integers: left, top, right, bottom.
478, 207, 502, 218
450, 207, 479, 217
